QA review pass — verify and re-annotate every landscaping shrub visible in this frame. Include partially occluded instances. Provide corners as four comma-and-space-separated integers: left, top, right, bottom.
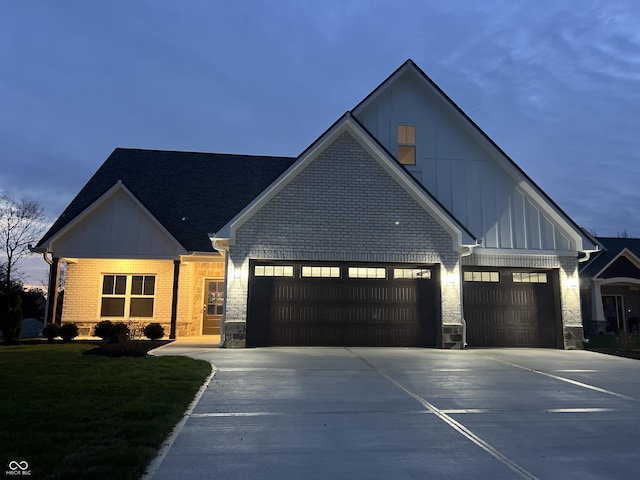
109, 322, 130, 343
93, 320, 114, 340
143, 322, 165, 340
59, 323, 79, 342
144, 323, 164, 340
42, 323, 61, 342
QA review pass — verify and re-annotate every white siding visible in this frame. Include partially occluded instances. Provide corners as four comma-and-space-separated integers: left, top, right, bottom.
51, 188, 182, 258
355, 70, 575, 252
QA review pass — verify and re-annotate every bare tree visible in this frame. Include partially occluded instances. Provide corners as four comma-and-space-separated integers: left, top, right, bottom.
0, 195, 47, 320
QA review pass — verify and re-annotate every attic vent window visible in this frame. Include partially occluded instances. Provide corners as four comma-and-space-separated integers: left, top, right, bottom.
398, 124, 416, 165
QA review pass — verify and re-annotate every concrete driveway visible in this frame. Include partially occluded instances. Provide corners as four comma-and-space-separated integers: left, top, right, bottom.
145, 345, 640, 480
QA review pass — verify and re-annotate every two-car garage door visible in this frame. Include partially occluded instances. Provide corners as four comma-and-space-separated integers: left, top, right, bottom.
247, 261, 439, 347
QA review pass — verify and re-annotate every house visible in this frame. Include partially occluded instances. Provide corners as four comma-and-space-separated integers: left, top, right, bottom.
34, 60, 598, 349
579, 237, 640, 335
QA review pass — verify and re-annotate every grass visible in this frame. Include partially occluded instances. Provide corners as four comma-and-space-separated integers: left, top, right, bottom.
0, 343, 211, 480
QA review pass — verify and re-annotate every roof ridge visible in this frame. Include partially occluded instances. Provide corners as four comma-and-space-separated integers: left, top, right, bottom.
113, 147, 295, 159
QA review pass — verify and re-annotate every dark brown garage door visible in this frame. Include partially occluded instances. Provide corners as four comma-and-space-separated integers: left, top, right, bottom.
247, 261, 439, 347
462, 267, 561, 348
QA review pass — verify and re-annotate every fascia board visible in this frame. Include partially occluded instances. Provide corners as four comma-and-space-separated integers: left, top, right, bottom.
352, 60, 414, 115
46, 180, 187, 255
593, 247, 640, 279
469, 247, 580, 258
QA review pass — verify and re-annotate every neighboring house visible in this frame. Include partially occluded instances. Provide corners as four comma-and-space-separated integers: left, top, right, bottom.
579, 237, 640, 335
34, 60, 598, 349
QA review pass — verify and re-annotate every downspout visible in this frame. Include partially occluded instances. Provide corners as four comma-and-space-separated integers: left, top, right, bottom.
578, 249, 599, 263
211, 237, 230, 347
45, 253, 60, 325
169, 260, 180, 340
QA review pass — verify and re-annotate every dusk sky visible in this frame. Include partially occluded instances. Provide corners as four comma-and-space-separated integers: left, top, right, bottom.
2, 1, 639, 285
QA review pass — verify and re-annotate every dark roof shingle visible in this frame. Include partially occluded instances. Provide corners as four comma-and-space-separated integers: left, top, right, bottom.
580, 237, 640, 277
38, 148, 294, 252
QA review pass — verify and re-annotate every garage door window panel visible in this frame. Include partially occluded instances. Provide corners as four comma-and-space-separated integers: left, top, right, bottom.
254, 265, 294, 277
348, 267, 387, 279
513, 272, 548, 283
464, 271, 499, 282
394, 268, 431, 279
302, 266, 341, 278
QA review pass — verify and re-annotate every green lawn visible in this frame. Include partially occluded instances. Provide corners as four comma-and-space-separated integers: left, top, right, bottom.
0, 343, 211, 480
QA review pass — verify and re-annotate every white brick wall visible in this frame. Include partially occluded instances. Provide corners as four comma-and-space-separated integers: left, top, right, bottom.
225, 131, 461, 338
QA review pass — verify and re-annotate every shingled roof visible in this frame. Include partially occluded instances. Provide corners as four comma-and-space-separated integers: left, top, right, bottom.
580, 237, 640, 278
37, 148, 295, 252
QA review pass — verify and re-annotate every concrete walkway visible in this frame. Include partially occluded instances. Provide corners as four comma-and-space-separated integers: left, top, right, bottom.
144, 345, 640, 480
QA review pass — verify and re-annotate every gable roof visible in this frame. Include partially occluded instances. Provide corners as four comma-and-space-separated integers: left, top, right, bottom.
212, 112, 477, 251
353, 59, 598, 252
37, 148, 294, 253
580, 237, 640, 278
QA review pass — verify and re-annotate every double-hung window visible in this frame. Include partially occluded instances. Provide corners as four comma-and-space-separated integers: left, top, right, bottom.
101, 274, 156, 318
398, 125, 416, 165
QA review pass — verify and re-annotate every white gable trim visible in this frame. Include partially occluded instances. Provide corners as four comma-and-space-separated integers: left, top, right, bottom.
353, 60, 596, 253
211, 115, 477, 252
593, 247, 640, 279
44, 180, 187, 255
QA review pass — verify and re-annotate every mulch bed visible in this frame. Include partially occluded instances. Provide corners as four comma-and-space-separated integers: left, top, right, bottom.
82, 340, 173, 357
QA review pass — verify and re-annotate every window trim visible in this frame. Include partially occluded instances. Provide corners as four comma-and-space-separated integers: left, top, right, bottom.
100, 274, 156, 319
398, 124, 416, 165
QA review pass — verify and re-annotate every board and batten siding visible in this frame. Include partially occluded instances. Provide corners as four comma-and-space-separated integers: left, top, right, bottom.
355, 71, 572, 252
50, 187, 184, 258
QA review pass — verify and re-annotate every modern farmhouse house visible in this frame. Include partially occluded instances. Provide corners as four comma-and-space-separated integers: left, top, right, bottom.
35, 60, 598, 348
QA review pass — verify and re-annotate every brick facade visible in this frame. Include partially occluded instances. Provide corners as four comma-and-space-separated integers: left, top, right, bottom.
224, 130, 462, 347
62, 257, 224, 337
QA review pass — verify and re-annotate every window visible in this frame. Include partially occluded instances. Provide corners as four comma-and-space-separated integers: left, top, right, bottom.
512, 272, 548, 283
301, 266, 341, 278
463, 271, 500, 283
348, 267, 387, 279
254, 265, 294, 277
398, 125, 416, 165
101, 275, 127, 317
393, 268, 431, 279
100, 274, 155, 318
130, 275, 155, 317
207, 281, 225, 316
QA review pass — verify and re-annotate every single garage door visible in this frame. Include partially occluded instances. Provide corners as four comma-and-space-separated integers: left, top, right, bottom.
462, 267, 561, 347
247, 261, 439, 347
